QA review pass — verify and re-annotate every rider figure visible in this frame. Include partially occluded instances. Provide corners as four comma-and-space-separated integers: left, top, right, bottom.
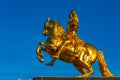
66, 10, 84, 46
53, 10, 85, 59
47, 11, 86, 66
65, 11, 85, 61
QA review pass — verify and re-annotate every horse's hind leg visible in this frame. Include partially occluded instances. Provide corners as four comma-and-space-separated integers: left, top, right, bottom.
73, 64, 87, 75
81, 67, 94, 77
74, 62, 94, 77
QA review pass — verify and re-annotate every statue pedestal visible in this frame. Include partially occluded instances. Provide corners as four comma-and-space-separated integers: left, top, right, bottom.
33, 77, 120, 80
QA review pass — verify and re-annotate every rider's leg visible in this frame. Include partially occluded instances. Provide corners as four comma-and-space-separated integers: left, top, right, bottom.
52, 40, 71, 58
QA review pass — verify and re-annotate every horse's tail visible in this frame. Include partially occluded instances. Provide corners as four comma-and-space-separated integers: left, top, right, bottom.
97, 51, 114, 77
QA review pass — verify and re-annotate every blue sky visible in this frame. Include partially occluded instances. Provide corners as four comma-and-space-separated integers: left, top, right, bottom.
0, 0, 120, 79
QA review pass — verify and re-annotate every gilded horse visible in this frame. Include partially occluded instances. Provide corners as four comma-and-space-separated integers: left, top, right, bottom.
36, 18, 113, 77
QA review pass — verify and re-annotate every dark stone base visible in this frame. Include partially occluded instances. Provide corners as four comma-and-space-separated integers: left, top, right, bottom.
33, 77, 120, 80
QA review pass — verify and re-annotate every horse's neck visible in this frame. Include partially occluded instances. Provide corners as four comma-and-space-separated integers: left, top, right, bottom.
53, 24, 64, 36
46, 23, 64, 45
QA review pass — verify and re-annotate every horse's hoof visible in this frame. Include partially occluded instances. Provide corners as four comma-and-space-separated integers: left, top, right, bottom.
37, 56, 44, 63
74, 76, 82, 78
74, 74, 89, 78
39, 58, 44, 63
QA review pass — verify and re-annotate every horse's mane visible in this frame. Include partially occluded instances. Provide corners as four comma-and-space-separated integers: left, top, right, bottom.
46, 19, 64, 37
53, 20, 64, 36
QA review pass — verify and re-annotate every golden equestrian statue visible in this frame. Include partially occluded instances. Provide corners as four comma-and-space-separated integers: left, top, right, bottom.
36, 10, 114, 77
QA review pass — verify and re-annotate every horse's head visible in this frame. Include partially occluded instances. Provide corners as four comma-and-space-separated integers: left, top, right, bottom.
43, 18, 64, 37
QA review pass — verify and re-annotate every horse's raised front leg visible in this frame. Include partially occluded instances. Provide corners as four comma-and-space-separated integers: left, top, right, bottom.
36, 42, 46, 62
38, 42, 57, 66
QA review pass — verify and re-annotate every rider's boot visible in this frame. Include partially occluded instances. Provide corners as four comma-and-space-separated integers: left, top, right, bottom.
52, 40, 71, 59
